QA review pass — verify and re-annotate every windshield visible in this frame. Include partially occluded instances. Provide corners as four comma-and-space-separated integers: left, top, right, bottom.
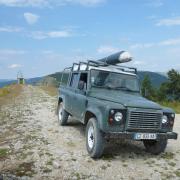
90, 69, 140, 92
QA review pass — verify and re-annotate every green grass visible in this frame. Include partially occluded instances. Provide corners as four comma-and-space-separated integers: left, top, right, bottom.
43, 168, 52, 173
168, 162, 176, 167
102, 154, 114, 160
159, 101, 180, 114
15, 162, 35, 177
161, 152, 175, 160
0, 148, 9, 158
174, 170, 180, 177
0, 87, 10, 97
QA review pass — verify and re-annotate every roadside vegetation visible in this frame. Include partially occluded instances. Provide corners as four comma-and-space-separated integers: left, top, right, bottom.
0, 84, 22, 107
39, 86, 58, 96
141, 69, 180, 113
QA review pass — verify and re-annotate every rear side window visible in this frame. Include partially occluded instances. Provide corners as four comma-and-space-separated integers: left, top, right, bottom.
61, 72, 70, 86
70, 73, 79, 88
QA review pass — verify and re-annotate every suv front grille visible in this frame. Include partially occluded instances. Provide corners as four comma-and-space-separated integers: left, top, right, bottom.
127, 111, 162, 130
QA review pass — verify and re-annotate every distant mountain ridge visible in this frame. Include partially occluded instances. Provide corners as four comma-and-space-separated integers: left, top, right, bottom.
47, 71, 168, 88
137, 71, 168, 88
0, 77, 43, 88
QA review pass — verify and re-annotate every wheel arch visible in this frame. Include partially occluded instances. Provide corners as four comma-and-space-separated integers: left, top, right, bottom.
57, 96, 64, 115
58, 96, 63, 104
84, 108, 104, 130
84, 111, 96, 125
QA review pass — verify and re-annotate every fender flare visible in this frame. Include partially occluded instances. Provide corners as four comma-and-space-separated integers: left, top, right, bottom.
84, 107, 104, 130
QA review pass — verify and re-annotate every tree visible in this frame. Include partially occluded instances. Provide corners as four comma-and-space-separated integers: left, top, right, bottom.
157, 69, 180, 101
166, 69, 180, 101
141, 75, 155, 100
156, 82, 168, 101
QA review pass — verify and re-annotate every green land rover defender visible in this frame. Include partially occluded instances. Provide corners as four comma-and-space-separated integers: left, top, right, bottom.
57, 51, 178, 158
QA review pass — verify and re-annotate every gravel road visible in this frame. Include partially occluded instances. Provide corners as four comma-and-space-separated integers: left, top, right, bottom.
0, 85, 180, 180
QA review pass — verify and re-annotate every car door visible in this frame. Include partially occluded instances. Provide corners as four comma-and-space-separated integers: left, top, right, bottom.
68, 72, 80, 115
73, 72, 88, 121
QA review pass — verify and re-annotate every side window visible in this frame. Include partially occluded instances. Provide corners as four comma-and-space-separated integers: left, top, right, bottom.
78, 73, 88, 90
70, 73, 79, 88
61, 72, 70, 86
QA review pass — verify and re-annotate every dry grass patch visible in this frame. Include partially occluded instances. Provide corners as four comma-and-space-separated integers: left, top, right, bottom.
0, 84, 23, 107
39, 86, 58, 96
160, 101, 180, 114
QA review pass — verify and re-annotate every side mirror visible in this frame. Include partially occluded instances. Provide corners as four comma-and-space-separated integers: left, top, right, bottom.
78, 81, 85, 91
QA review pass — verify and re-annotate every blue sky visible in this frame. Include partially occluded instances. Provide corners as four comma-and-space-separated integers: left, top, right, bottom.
0, 0, 180, 79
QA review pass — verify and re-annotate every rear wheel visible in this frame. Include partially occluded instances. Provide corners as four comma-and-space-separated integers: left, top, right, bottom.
86, 118, 105, 158
57, 102, 69, 126
143, 139, 167, 155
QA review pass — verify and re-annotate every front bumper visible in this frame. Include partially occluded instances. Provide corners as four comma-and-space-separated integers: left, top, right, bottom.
104, 131, 178, 140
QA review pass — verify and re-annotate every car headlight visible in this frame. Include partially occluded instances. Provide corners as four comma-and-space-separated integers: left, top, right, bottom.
114, 112, 123, 122
162, 115, 168, 124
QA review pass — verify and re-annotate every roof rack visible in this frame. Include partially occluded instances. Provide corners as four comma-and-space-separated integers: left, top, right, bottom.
64, 60, 137, 74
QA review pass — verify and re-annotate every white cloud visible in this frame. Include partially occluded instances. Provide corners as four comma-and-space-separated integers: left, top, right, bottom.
41, 51, 62, 60
0, 49, 26, 61
147, 15, 158, 20
0, 49, 26, 55
0, 0, 105, 7
0, 25, 74, 39
47, 31, 70, 38
97, 45, 119, 54
24, 12, 39, 25
169, 47, 180, 54
156, 17, 180, 26
130, 43, 154, 49
159, 38, 180, 46
30, 30, 72, 39
8, 64, 22, 69
133, 60, 146, 65
0, 26, 22, 32
146, 0, 163, 8
67, 0, 106, 7
30, 31, 47, 40
130, 38, 180, 50
0, 0, 49, 7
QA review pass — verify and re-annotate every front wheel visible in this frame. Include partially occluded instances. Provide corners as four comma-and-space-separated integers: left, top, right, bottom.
86, 118, 105, 158
143, 139, 167, 155
57, 102, 69, 126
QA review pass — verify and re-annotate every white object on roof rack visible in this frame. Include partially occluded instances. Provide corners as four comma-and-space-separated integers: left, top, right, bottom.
119, 51, 132, 63
99, 51, 132, 65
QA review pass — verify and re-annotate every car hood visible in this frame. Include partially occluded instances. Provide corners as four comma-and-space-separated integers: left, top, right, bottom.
88, 88, 162, 110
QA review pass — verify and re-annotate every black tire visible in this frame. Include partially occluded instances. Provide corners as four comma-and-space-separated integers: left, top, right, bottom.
143, 139, 167, 155
86, 118, 105, 158
57, 102, 69, 126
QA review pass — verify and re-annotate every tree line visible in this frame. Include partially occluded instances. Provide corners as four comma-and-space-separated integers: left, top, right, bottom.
141, 69, 180, 102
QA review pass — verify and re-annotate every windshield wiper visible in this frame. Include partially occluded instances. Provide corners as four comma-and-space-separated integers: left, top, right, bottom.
93, 85, 139, 92
114, 86, 139, 92
92, 85, 114, 90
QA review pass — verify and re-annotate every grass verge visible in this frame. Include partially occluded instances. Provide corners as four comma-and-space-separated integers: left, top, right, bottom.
0, 84, 22, 107
39, 86, 58, 96
159, 101, 180, 114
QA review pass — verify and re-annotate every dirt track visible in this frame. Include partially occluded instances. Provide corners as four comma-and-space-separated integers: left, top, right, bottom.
0, 85, 180, 180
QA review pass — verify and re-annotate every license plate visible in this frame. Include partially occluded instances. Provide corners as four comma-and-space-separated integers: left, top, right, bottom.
134, 133, 157, 140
